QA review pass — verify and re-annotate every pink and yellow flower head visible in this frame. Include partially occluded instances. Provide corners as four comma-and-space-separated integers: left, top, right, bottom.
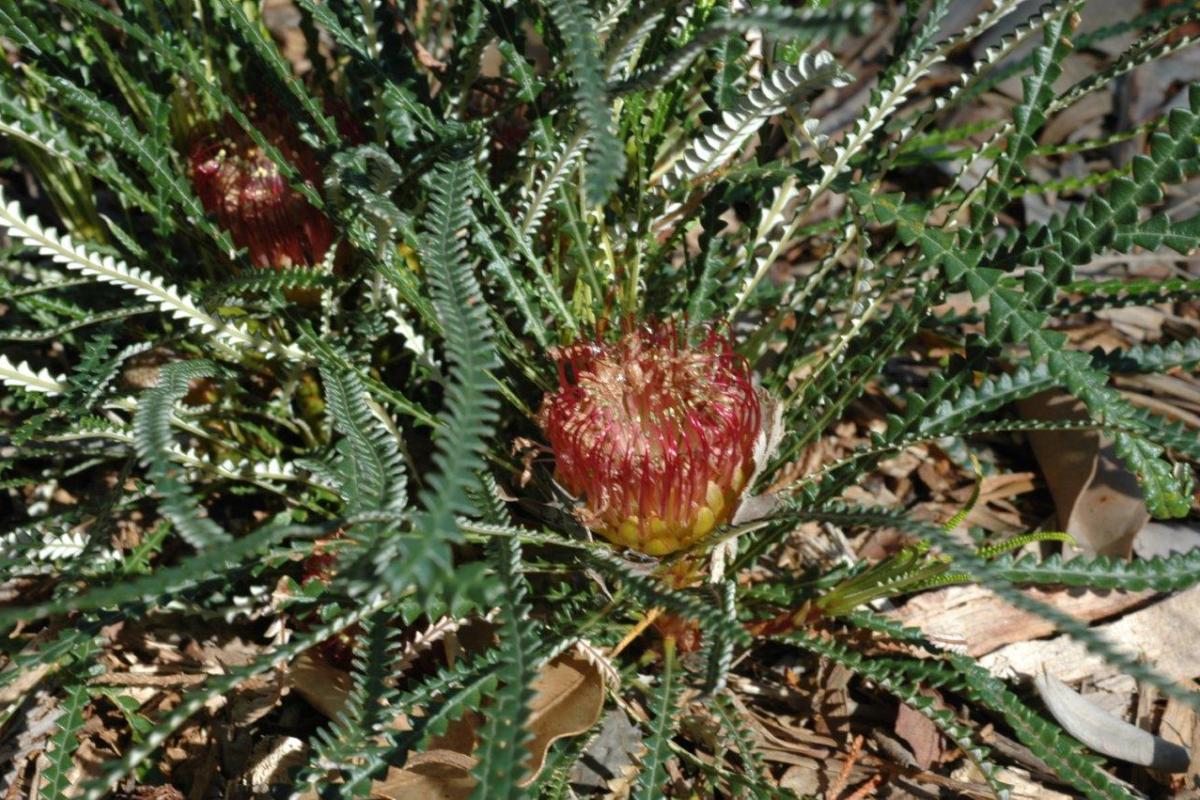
540, 322, 761, 556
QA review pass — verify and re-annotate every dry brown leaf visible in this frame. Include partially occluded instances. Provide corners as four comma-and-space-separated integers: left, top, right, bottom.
568, 709, 640, 793
374, 751, 478, 800
285, 647, 605, 794
285, 651, 356, 720
521, 651, 607, 785
1120, 372, 1200, 415
1039, 90, 1110, 147
952, 764, 1076, 800
0, 658, 53, 709
894, 697, 949, 769
261, 0, 310, 75
778, 764, 823, 795
423, 713, 480, 758
1017, 390, 1148, 557
967, 471, 1038, 506
366, 653, 605, 796
1096, 306, 1165, 342
112, 788, 185, 800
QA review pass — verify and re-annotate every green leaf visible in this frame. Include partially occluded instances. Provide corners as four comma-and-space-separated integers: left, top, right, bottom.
995, 549, 1200, 592
318, 363, 407, 518
664, 51, 849, 191
469, 537, 538, 799
1112, 212, 1200, 253
545, 0, 625, 205
632, 639, 680, 800
611, 6, 868, 96
133, 360, 231, 550
41, 676, 92, 800
397, 158, 501, 595
789, 504, 1200, 716
213, 0, 339, 143
0, 521, 314, 629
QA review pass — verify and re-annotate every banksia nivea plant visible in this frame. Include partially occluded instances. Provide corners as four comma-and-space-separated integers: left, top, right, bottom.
188, 113, 333, 270
541, 323, 762, 556
9, 2, 1200, 796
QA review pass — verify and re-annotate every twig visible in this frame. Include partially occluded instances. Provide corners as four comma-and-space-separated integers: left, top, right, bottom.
827, 734, 865, 799
609, 607, 663, 658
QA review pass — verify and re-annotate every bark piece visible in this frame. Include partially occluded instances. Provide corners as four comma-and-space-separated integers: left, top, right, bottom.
981, 585, 1200, 685
891, 584, 1154, 657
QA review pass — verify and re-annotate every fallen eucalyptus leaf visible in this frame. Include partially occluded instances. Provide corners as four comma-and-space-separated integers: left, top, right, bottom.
426, 711, 483, 757
1018, 391, 1148, 557
895, 695, 950, 769
1035, 669, 1191, 772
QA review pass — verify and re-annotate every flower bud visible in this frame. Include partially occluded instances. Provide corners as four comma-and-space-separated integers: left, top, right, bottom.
540, 323, 761, 556
300, 531, 358, 670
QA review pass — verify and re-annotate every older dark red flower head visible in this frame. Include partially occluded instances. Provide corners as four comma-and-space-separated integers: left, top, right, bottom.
540, 322, 761, 556
188, 114, 333, 270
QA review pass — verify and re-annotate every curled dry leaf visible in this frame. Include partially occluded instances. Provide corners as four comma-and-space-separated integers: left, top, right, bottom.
1017, 390, 1149, 557
521, 651, 607, 785
711, 393, 786, 582
1035, 670, 1191, 772
285, 651, 356, 720
240, 736, 307, 792
730, 392, 786, 527
374, 751, 479, 800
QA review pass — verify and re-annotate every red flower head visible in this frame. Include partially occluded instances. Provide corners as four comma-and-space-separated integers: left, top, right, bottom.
188, 113, 334, 270
540, 322, 762, 556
